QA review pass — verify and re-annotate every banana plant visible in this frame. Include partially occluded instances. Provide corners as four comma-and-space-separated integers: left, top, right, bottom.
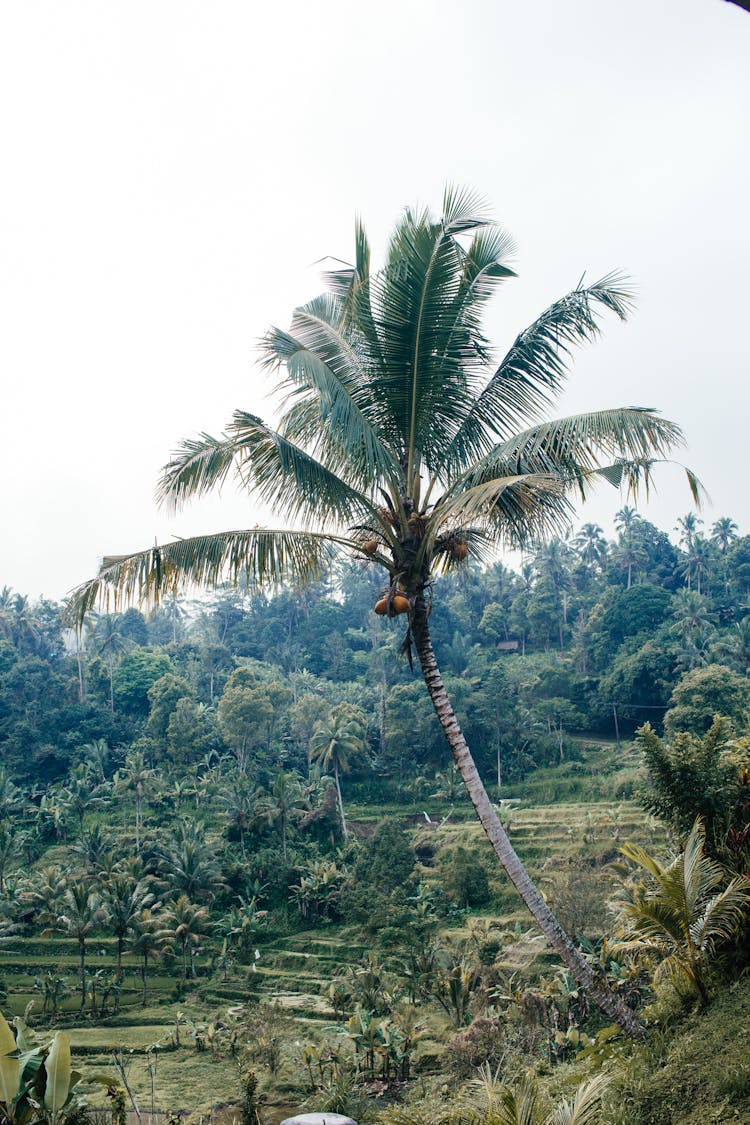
0, 1012, 116, 1125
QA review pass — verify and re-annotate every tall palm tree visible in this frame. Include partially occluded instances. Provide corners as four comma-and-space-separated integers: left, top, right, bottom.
69, 189, 700, 1035
92, 613, 130, 713
675, 511, 704, 555
218, 772, 261, 857
309, 703, 367, 843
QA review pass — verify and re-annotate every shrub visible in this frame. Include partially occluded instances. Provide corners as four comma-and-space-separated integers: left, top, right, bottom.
440, 846, 491, 907
446, 1016, 506, 1077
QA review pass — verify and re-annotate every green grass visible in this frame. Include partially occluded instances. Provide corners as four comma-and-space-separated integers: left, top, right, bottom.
605, 975, 750, 1123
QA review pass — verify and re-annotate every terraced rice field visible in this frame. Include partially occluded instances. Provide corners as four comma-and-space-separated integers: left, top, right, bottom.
0, 784, 669, 1117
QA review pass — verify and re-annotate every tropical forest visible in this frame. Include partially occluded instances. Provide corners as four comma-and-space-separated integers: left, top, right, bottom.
3, 193, 750, 1125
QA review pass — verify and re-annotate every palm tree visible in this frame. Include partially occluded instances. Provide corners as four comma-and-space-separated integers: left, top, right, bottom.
711, 516, 738, 554
92, 613, 130, 713
80, 739, 111, 784
679, 532, 713, 595
70, 823, 116, 873
671, 589, 714, 644
613, 508, 647, 589
131, 908, 162, 1003
115, 748, 159, 853
52, 881, 106, 1009
218, 772, 261, 857
156, 820, 225, 902
573, 522, 608, 569
157, 894, 211, 979
309, 703, 367, 843
614, 505, 641, 535
612, 820, 749, 1003
675, 511, 704, 556
102, 877, 154, 980
255, 768, 307, 860
69, 189, 700, 1035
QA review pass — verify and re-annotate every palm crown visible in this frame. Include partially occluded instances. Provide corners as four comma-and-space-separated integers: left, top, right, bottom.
70, 187, 696, 621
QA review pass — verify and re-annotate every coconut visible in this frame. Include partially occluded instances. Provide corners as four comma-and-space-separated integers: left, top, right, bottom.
452, 541, 469, 561
374, 593, 410, 617
362, 539, 379, 555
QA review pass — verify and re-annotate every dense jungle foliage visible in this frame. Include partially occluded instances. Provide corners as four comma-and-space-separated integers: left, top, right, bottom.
2, 509, 750, 1124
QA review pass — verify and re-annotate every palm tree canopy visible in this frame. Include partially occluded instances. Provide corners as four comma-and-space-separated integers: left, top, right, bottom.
612, 819, 749, 996
68, 188, 700, 623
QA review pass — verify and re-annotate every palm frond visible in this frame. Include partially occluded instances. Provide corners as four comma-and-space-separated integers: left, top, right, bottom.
443, 275, 636, 471
451, 409, 685, 507
370, 205, 496, 476
592, 458, 707, 509
690, 879, 750, 950
65, 529, 357, 628
427, 473, 567, 552
157, 433, 239, 512
322, 214, 371, 329
546, 1071, 610, 1125
441, 184, 494, 235
227, 411, 377, 526
261, 300, 401, 489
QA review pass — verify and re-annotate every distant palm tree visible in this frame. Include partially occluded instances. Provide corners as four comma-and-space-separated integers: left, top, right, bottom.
63, 768, 106, 835
92, 613, 130, 713
157, 894, 211, 979
71, 823, 116, 873
613, 507, 645, 588
131, 908, 162, 1002
102, 877, 154, 980
573, 522, 608, 569
309, 703, 367, 843
679, 533, 713, 594
157, 820, 224, 902
115, 749, 159, 853
675, 511, 704, 553
720, 616, 750, 674
255, 769, 307, 860
52, 881, 106, 1009
218, 772, 261, 857
671, 589, 715, 643
711, 516, 739, 554
80, 739, 112, 784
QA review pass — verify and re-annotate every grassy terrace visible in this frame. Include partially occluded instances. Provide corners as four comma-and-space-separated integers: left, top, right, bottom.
0, 744, 671, 1118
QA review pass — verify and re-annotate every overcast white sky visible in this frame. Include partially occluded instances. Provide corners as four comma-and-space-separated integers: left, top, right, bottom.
1, 0, 749, 602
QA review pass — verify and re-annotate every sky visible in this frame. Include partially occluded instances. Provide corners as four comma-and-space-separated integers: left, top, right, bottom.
1, 0, 749, 602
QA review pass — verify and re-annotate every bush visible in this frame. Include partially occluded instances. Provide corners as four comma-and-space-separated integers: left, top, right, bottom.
440, 846, 491, 907
446, 1017, 506, 1077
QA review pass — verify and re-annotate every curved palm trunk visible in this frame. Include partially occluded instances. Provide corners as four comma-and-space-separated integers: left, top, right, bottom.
411, 602, 643, 1038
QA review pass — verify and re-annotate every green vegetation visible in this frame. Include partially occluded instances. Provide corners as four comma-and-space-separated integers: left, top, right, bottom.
70, 191, 699, 1032
3, 197, 750, 1120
